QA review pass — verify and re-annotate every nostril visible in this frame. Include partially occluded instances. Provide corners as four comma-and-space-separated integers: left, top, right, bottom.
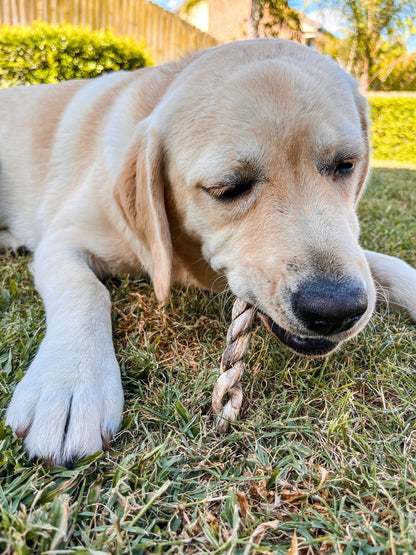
333, 309, 366, 334
309, 317, 335, 336
292, 278, 368, 336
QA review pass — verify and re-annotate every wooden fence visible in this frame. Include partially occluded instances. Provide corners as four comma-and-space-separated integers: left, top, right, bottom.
0, 0, 219, 64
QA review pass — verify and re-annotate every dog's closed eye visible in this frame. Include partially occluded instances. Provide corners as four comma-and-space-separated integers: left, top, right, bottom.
202, 176, 255, 201
201, 161, 264, 202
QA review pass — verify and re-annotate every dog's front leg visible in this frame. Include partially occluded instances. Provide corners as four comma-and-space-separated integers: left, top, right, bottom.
6, 238, 124, 466
364, 250, 416, 321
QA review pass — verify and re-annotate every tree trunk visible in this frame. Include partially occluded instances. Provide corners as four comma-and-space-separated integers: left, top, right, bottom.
360, 56, 370, 92
247, 0, 260, 39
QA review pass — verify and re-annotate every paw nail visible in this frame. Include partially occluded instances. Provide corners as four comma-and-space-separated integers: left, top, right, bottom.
101, 431, 113, 451
16, 426, 29, 439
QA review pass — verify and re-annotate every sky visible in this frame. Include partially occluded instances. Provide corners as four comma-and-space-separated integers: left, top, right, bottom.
152, 0, 415, 52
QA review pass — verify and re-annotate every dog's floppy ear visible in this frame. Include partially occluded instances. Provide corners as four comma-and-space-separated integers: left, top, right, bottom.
114, 122, 172, 302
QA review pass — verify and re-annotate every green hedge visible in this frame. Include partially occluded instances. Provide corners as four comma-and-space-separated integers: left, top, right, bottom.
0, 22, 152, 87
369, 96, 416, 164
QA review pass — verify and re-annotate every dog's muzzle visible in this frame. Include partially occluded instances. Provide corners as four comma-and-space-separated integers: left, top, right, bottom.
261, 277, 368, 357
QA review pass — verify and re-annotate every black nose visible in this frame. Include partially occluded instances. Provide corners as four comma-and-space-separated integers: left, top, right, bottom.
292, 278, 368, 336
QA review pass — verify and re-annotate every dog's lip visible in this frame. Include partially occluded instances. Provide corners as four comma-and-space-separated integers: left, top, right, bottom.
259, 312, 337, 357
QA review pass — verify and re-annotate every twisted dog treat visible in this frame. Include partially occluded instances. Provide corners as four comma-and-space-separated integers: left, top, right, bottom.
212, 298, 256, 432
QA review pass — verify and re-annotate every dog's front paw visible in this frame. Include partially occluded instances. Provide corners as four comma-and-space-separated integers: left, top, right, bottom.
6, 342, 124, 466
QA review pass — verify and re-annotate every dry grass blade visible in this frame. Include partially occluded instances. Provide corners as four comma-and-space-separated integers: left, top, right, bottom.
243, 519, 280, 554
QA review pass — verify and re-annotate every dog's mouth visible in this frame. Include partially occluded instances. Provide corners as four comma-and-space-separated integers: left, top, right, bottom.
259, 313, 337, 357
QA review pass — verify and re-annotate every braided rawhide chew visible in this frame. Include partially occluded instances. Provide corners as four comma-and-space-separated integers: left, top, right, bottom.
212, 298, 256, 432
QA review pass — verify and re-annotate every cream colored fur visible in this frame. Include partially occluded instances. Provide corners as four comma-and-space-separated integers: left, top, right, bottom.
1, 39, 415, 465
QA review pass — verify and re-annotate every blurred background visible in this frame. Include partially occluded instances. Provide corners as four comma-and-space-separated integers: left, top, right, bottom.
0, 0, 415, 91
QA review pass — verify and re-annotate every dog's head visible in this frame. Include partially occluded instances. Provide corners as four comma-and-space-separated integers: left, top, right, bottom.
115, 39, 375, 356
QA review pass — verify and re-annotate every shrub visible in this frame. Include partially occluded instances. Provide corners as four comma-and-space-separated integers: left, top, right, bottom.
369, 95, 416, 164
0, 21, 152, 87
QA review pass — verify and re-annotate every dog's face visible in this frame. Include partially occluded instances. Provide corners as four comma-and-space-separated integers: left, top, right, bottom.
117, 40, 376, 356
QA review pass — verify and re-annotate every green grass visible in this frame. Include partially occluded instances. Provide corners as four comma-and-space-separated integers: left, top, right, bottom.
1, 167, 416, 553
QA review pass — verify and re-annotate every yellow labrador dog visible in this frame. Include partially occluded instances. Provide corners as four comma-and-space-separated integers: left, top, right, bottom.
2, 38, 415, 466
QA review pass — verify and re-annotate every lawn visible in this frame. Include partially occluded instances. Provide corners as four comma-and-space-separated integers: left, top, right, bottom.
1, 167, 416, 554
